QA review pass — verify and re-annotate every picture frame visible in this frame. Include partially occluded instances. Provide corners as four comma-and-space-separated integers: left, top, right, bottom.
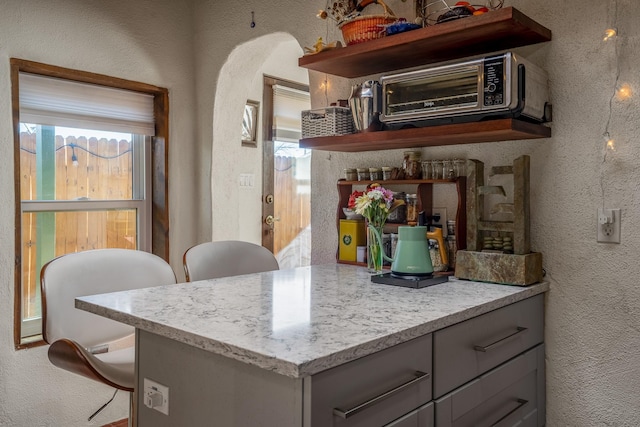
241, 100, 259, 147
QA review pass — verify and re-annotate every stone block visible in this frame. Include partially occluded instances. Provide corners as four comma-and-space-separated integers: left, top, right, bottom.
455, 250, 543, 286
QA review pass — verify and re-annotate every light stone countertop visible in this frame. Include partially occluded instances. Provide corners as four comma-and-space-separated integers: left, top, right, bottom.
76, 263, 548, 378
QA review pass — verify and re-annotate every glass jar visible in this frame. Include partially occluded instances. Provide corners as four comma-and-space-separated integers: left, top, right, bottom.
381, 166, 393, 181
387, 192, 406, 223
421, 160, 431, 181
454, 158, 466, 177
443, 159, 456, 179
402, 151, 422, 179
431, 160, 443, 179
406, 193, 418, 225
369, 167, 382, 181
356, 167, 368, 181
344, 168, 357, 181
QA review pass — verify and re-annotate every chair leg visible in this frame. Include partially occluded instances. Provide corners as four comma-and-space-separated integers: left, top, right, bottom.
88, 389, 118, 421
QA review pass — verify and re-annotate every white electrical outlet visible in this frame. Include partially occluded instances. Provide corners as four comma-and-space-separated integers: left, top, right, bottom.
597, 208, 621, 243
143, 378, 169, 415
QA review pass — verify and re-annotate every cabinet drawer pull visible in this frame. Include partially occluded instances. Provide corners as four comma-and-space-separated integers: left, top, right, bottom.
333, 371, 429, 419
473, 326, 528, 352
490, 398, 528, 427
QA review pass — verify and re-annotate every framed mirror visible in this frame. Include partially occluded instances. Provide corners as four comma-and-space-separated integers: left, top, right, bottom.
241, 100, 259, 147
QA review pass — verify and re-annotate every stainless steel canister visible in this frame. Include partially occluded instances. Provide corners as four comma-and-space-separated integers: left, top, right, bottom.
348, 80, 382, 132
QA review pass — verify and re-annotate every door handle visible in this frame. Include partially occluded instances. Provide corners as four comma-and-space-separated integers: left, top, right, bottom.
490, 398, 528, 427
474, 326, 528, 352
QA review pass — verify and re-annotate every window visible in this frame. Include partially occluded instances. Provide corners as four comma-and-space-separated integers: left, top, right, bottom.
11, 59, 169, 348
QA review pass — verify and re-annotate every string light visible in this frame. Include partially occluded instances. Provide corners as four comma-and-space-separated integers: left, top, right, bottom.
616, 83, 632, 100
71, 146, 79, 167
603, 28, 617, 41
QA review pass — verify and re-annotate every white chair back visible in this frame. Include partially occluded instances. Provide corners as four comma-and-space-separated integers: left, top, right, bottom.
183, 241, 279, 281
42, 249, 176, 347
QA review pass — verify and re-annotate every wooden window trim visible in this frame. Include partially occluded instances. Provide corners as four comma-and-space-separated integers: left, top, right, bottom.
11, 58, 170, 349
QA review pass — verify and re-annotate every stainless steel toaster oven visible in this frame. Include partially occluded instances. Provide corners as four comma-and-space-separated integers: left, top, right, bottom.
379, 52, 551, 127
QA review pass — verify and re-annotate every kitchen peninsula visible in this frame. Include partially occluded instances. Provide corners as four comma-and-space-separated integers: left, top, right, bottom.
77, 264, 548, 426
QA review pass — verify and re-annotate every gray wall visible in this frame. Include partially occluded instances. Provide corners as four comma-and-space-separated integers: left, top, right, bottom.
0, 0, 638, 425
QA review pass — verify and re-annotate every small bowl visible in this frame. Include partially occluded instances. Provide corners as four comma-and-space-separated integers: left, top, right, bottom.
343, 208, 364, 220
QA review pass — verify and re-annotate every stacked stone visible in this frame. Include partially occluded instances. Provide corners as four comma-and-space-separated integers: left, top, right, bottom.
482, 235, 514, 253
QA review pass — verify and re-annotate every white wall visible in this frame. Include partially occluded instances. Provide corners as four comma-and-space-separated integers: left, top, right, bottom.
1, 0, 639, 425
0, 0, 198, 425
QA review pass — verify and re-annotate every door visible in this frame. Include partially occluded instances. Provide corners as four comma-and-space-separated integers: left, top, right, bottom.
262, 76, 311, 269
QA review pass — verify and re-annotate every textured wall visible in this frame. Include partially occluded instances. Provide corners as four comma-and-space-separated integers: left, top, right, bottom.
0, 0, 197, 425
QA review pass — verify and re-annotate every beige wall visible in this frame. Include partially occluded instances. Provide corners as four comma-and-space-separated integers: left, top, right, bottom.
1, 0, 639, 425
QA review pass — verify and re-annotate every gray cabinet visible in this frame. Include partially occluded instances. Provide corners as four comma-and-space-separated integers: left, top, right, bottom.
433, 294, 544, 398
435, 345, 545, 427
432, 294, 545, 426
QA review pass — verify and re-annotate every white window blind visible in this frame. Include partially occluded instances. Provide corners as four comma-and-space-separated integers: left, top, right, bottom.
273, 84, 310, 142
19, 72, 156, 135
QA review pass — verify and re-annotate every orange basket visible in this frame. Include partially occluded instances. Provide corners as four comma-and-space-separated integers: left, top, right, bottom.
339, 15, 397, 45
338, 0, 396, 46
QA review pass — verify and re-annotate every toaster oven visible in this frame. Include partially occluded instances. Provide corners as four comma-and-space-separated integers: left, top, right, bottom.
379, 52, 551, 127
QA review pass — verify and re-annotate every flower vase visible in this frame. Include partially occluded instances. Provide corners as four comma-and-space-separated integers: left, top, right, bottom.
366, 224, 384, 274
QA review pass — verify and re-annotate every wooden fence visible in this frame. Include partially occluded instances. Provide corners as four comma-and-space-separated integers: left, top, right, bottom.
273, 156, 311, 256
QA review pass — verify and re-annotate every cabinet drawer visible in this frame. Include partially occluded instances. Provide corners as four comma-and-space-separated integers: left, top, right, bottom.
435, 344, 545, 427
384, 402, 434, 427
307, 334, 432, 427
433, 294, 543, 397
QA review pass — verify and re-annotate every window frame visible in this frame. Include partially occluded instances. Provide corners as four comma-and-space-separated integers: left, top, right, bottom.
11, 58, 170, 349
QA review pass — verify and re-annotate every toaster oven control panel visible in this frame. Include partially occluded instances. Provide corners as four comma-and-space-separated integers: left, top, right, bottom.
483, 56, 505, 107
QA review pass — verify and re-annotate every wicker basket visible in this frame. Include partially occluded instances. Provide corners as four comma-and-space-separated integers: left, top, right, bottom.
338, 0, 396, 46
339, 15, 397, 45
301, 107, 355, 138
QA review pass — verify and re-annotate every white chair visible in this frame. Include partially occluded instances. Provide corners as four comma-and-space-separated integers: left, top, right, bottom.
183, 240, 279, 281
41, 248, 176, 424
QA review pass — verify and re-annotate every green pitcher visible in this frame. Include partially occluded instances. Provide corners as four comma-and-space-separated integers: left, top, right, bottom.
369, 225, 435, 276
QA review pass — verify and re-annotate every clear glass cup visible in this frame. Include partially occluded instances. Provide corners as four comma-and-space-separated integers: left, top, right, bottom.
406, 194, 418, 224
431, 160, 443, 179
421, 160, 431, 181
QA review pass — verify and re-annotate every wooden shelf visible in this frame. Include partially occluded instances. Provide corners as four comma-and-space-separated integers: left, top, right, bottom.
338, 179, 458, 186
301, 119, 551, 152
298, 7, 551, 78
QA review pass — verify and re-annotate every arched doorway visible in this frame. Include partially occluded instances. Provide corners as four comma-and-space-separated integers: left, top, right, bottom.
211, 33, 310, 267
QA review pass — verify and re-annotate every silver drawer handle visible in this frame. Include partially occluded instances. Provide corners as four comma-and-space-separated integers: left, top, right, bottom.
333, 371, 429, 419
490, 398, 528, 427
473, 326, 528, 352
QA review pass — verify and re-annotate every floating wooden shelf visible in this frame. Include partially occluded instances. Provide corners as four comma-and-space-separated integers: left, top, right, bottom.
298, 7, 551, 78
300, 119, 551, 152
